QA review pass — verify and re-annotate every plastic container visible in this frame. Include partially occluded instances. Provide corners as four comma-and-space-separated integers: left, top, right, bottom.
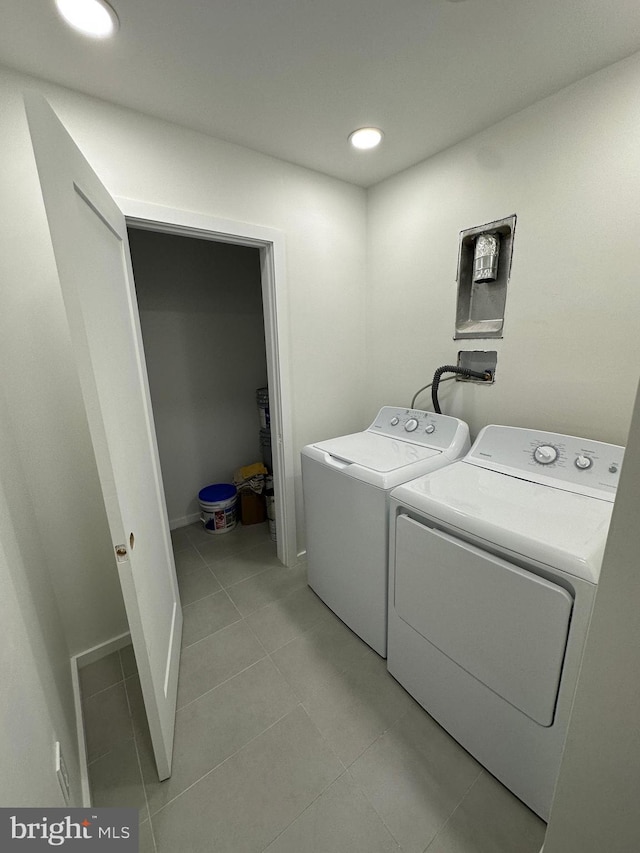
260, 428, 272, 472
198, 483, 238, 535
265, 475, 276, 542
256, 387, 270, 429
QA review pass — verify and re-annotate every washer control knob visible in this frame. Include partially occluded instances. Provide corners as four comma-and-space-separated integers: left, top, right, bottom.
575, 455, 592, 470
609, 464, 619, 474
534, 445, 558, 465
390, 417, 399, 426
404, 418, 419, 432
424, 424, 435, 434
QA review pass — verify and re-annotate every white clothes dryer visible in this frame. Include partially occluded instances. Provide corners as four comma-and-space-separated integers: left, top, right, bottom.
387, 424, 624, 819
301, 407, 470, 657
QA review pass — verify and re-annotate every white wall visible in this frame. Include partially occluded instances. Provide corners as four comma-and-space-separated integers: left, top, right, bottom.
0, 535, 69, 807
0, 61, 366, 801
20, 68, 368, 546
0, 385, 79, 806
366, 53, 640, 445
543, 370, 640, 852
130, 229, 268, 527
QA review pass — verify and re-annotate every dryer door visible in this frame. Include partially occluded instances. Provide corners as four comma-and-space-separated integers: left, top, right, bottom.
394, 514, 573, 726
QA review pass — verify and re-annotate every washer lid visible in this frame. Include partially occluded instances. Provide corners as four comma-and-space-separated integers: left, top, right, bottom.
312, 431, 440, 473
391, 462, 614, 583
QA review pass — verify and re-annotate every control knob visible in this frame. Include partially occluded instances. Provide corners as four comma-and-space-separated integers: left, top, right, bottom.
534, 445, 558, 465
404, 418, 419, 432
575, 455, 592, 470
425, 424, 435, 434
390, 417, 399, 426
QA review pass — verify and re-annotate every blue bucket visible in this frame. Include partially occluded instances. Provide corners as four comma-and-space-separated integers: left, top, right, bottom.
198, 483, 238, 535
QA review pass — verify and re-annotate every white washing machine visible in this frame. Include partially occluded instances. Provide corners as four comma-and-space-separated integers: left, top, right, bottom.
301, 407, 470, 657
387, 424, 624, 819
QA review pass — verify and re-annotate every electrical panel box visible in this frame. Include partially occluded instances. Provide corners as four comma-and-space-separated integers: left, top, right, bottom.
456, 350, 497, 382
454, 215, 516, 340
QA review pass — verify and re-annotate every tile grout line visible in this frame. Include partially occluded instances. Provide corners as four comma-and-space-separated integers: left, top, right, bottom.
119, 650, 135, 719
181, 555, 209, 575
181, 587, 244, 650
148, 705, 304, 820
117, 647, 128, 683
86, 736, 137, 768
197, 536, 297, 586
338, 705, 414, 851
130, 725, 157, 853
181, 585, 233, 613
149, 536, 328, 828
237, 574, 332, 668
239, 582, 332, 651
181, 614, 243, 651
178, 610, 255, 654
177, 572, 223, 608
422, 768, 486, 853
81, 674, 127, 704
88, 532, 278, 837
218, 569, 309, 623
265, 628, 373, 706
307, 695, 413, 773
191, 531, 274, 566
257, 767, 351, 853
258, 608, 330, 656
298, 696, 350, 773
178, 545, 271, 592
240, 612, 272, 658
142, 568, 300, 815
178, 545, 307, 701
178, 570, 321, 711
208, 562, 274, 593
342, 768, 404, 853
175, 536, 276, 583
176, 653, 271, 713
209, 540, 301, 593
254, 669, 406, 853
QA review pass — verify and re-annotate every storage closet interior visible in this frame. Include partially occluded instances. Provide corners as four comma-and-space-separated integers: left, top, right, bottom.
128, 227, 269, 531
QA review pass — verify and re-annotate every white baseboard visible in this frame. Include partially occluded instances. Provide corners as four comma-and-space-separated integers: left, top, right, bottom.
74, 631, 132, 669
169, 512, 201, 530
70, 631, 133, 807
70, 658, 91, 807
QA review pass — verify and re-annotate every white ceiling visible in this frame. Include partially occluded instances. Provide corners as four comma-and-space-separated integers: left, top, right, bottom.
2, 0, 640, 187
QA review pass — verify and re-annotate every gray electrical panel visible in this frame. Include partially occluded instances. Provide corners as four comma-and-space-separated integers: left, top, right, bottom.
454, 215, 516, 340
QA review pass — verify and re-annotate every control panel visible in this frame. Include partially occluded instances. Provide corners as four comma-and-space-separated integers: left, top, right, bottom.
370, 407, 462, 450
466, 425, 625, 498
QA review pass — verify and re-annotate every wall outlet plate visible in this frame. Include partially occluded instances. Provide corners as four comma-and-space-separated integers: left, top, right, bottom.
55, 741, 71, 804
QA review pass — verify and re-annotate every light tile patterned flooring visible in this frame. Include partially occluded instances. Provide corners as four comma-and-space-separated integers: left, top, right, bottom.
81, 521, 546, 853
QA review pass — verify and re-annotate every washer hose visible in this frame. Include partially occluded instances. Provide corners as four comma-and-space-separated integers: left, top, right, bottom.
432, 365, 492, 414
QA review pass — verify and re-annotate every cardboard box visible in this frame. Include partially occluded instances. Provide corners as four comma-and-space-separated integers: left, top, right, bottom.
240, 490, 266, 525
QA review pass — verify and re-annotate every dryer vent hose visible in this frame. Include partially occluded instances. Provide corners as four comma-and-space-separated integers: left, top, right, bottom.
432, 365, 492, 414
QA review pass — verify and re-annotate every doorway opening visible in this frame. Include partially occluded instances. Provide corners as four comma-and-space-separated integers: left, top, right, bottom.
119, 199, 296, 567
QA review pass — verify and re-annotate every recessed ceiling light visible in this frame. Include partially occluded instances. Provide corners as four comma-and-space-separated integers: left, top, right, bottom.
349, 127, 383, 150
55, 0, 119, 38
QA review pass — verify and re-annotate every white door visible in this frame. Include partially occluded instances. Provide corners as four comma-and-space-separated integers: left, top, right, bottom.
25, 92, 181, 780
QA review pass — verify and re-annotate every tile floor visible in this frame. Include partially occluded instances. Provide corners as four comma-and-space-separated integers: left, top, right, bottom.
81, 520, 546, 853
